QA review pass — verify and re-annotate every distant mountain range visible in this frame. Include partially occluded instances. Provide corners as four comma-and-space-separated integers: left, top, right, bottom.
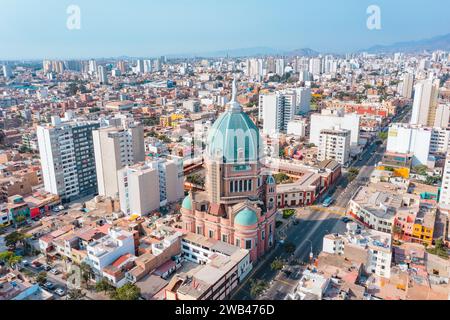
166, 47, 320, 58
365, 33, 450, 53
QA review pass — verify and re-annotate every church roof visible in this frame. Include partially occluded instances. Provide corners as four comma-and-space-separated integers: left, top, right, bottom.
234, 208, 258, 226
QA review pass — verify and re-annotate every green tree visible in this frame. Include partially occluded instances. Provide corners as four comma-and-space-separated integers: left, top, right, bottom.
95, 278, 115, 294
111, 283, 141, 300
67, 288, 86, 300
80, 262, 94, 288
274, 173, 290, 184
378, 131, 388, 141
413, 165, 428, 176
36, 271, 47, 285
284, 242, 296, 255
249, 279, 268, 298
5, 231, 28, 249
270, 258, 284, 271
0, 251, 22, 269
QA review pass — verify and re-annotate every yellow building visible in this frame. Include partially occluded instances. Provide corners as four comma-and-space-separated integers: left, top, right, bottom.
411, 207, 436, 246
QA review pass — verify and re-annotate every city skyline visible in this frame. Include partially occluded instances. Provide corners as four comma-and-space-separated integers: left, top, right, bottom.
2, 0, 450, 60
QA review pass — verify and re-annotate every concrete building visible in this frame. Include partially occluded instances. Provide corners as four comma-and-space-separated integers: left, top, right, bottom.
93, 116, 145, 198
317, 127, 351, 165
294, 87, 312, 114
386, 123, 450, 166
259, 91, 296, 134
310, 109, 360, 147
87, 227, 135, 274
401, 73, 414, 99
410, 78, 440, 127
118, 158, 184, 216
287, 119, 307, 137
37, 116, 99, 202
165, 233, 252, 300
439, 153, 450, 207
183, 100, 201, 113
97, 65, 108, 84
433, 104, 450, 129
323, 224, 392, 278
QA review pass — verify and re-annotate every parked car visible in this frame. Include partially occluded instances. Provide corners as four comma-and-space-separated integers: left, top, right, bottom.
49, 268, 60, 275
32, 261, 42, 268
43, 265, 52, 271
21, 260, 30, 267
54, 288, 66, 296
44, 282, 55, 290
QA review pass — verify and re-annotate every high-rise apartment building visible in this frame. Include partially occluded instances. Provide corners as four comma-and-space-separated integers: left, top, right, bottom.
117, 158, 183, 216
310, 109, 360, 146
401, 73, 414, 99
259, 92, 296, 135
410, 78, 440, 126
97, 65, 108, 84
317, 127, 351, 165
93, 116, 145, 198
2, 65, 13, 79
37, 116, 99, 202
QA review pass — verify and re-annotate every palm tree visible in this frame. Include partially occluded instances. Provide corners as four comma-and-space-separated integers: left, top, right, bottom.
80, 262, 93, 289
67, 288, 86, 300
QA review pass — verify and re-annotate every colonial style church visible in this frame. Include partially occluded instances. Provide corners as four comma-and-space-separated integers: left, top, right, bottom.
180, 78, 277, 262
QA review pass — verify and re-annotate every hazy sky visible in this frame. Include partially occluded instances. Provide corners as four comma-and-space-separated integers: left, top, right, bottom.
1, 0, 450, 59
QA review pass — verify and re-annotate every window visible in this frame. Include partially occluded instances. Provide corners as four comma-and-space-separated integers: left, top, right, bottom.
222, 234, 228, 243
236, 238, 240, 247
245, 239, 252, 249
208, 230, 214, 238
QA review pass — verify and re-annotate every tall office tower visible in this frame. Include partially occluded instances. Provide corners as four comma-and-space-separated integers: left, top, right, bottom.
117, 158, 183, 216
309, 57, 322, 76
259, 92, 296, 135
410, 78, 440, 126
37, 116, 99, 202
143, 59, 152, 73
275, 58, 285, 76
266, 57, 276, 73
2, 65, 12, 79
97, 65, 108, 84
88, 60, 97, 75
136, 59, 145, 74
434, 104, 450, 129
310, 109, 360, 147
439, 153, 450, 207
294, 87, 312, 114
401, 73, 414, 99
153, 59, 161, 72
93, 116, 145, 198
43, 60, 53, 73
180, 79, 276, 262
117, 60, 127, 74
317, 127, 351, 165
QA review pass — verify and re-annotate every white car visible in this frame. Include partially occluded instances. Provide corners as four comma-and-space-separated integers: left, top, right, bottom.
49, 268, 60, 275
54, 288, 66, 296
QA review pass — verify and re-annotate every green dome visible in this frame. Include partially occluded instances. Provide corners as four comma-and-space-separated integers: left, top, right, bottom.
234, 208, 258, 226
182, 195, 192, 210
206, 110, 262, 163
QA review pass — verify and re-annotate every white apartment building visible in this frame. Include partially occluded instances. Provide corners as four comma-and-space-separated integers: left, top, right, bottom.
287, 119, 307, 137
97, 65, 107, 84
439, 153, 450, 207
310, 109, 360, 146
386, 123, 450, 166
400, 72, 414, 99
317, 127, 351, 165
433, 104, 450, 129
93, 116, 145, 198
118, 158, 184, 216
259, 92, 296, 135
322, 224, 392, 278
87, 227, 135, 274
37, 116, 99, 202
410, 78, 440, 127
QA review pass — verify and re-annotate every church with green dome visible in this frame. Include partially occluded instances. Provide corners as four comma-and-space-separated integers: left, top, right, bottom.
180, 78, 277, 262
